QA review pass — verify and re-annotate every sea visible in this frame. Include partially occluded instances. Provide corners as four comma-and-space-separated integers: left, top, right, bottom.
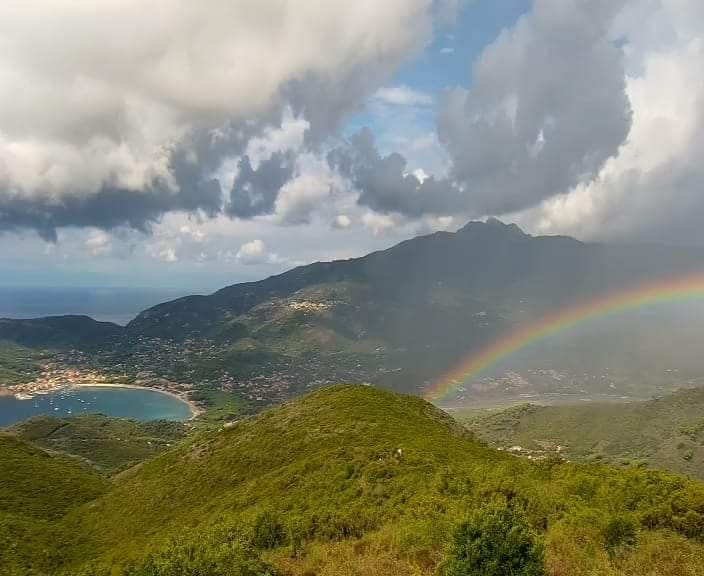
0, 386, 193, 427
0, 286, 198, 426
0, 286, 192, 325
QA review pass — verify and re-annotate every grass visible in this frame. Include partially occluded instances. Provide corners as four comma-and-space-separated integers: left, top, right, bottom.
4, 385, 704, 575
10, 414, 187, 474
462, 387, 704, 480
0, 434, 107, 519
189, 389, 251, 425
0, 434, 108, 575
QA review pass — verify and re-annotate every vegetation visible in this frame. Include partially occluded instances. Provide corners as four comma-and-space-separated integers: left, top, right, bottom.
463, 387, 704, 480
602, 515, 638, 559
440, 502, 544, 576
0, 434, 108, 575
0, 340, 44, 386
0, 434, 107, 519
2, 385, 702, 575
119, 527, 279, 576
10, 415, 187, 474
0, 316, 122, 350
190, 390, 250, 425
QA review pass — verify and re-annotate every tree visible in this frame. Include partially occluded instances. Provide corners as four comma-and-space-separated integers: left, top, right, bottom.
441, 502, 544, 576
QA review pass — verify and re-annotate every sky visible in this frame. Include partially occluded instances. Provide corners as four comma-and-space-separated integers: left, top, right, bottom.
0, 0, 702, 291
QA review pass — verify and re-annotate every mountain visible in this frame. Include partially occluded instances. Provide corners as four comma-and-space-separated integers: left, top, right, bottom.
4, 219, 704, 405
10, 414, 187, 474
6, 386, 704, 575
126, 219, 704, 344
0, 315, 122, 349
0, 433, 108, 574
121, 219, 704, 403
463, 387, 704, 480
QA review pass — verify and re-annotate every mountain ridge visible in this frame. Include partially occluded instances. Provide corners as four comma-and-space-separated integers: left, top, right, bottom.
6, 385, 704, 575
4, 219, 704, 405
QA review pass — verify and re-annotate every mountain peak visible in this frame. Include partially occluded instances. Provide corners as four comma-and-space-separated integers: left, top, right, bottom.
456, 217, 528, 238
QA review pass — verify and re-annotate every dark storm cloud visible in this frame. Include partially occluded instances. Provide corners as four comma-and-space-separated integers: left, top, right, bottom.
0, 118, 276, 240
227, 151, 297, 219
321, 0, 633, 221
0, 180, 222, 242
328, 128, 464, 217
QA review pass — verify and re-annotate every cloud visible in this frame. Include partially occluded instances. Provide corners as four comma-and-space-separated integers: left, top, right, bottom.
520, 0, 704, 245
275, 172, 331, 226
328, 127, 464, 217
373, 85, 433, 107
323, 0, 635, 222
236, 239, 270, 265
436, 0, 633, 216
157, 247, 178, 263
361, 212, 400, 236
227, 152, 297, 219
7, 0, 702, 261
332, 215, 352, 229
85, 231, 112, 257
0, 0, 442, 237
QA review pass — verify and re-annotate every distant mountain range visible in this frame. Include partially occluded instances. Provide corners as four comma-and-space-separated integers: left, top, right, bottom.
4, 219, 704, 401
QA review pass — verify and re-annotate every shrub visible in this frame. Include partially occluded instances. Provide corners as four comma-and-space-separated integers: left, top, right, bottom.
121, 537, 277, 576
440, 502, 544, 576
252, 511, 285, 550
602, 515, 637, 559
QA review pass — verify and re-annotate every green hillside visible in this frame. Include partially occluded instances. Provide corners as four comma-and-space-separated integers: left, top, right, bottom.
2, 385, 695, 575
0, 340, 45, 386
0, 434, 108, 575
0, 316, 122, 350
10, 415, 187, 474
463, 388, 704, 480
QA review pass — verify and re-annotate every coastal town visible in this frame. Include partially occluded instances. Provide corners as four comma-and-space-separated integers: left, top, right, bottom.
8, 363, 113, 400
3, 353, 202, 418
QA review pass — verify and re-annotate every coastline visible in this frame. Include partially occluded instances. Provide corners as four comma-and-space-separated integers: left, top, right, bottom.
71, 382, 204, 420
8, 381, 203, 420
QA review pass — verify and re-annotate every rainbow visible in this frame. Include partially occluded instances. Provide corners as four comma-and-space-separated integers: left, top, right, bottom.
425, 272, 704, 402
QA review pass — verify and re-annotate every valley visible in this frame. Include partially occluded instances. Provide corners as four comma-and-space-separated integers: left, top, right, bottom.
462, 387, 704, 481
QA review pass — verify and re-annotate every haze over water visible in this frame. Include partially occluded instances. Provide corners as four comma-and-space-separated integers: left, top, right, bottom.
0, 286, 193, 325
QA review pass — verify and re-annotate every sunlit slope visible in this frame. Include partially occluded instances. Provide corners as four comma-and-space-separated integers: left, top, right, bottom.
10, 414, 187, 474
0, 434, 108, 575
0, 434, 107, 519
465, 387, 704, 479
65, 385, 482, 563
59, 385, 704, 575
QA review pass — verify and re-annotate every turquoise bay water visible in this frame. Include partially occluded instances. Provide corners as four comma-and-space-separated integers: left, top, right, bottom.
0, 386, 193, 427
